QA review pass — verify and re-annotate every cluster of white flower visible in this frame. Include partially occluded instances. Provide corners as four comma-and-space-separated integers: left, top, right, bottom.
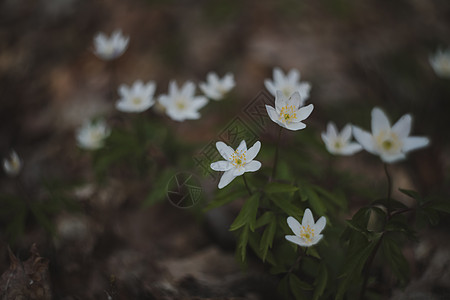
76, 29, 236, 150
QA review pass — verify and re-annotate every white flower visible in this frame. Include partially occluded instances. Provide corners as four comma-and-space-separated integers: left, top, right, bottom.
210, 140, 262, 189
158, 81, 208, 122
199, 72, 235, 100
264, 67, 311, 104
285, 208, 326, 247
321, 122, 362, 156
76, 119, 111, 150
429, 48, 450, 78
353, 107, 430, 163
116, 80, 156, 113
93, 30, 129, 60
3, 150, 22, 177
265, 91, 314, 131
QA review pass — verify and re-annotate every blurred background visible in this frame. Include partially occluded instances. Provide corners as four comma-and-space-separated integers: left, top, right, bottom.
1, 0, 450, 299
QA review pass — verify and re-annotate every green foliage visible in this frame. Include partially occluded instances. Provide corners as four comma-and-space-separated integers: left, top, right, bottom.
229, 193, 260, 232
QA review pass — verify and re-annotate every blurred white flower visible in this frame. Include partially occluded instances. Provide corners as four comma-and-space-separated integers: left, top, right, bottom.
116, 80, 156, 113
210, 140, 261, 189
3, 150, 22, 177
429, 48, 450, 78
158, 81, 208, 122
353, 107, 430, 163
321, 122, 362, 155
265, 91, 314, 131
77, 119, 110, 150
93, 29, 129, 60
199, 72, 235, 100
264, 67, 311, 104
285, 208, 326, 247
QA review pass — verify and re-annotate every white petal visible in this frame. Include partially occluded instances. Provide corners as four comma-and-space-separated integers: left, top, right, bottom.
402, 136, 430, 153
264, 80, 276, 96
341, 124, 352, 141
266, 105, 279, 124
353, 126, 376, 154
285, 122, 306, 131
246, 141, 261, 161
181, 81, 196, 97
218, 169, 236, 189
314, 216, 326, 234
244, 160, 261, 172
216, 142, 234, 161
236, 140, 247, 153
288, 92, 302, 109
210, 161, 233, 171
275, 90, 288, 109
287, 69, 300, 83
273, 67, 284, 83
191, 96, 208, 110
392, 114, 412, 139
380, 153, 406, 164
339, 143, 363, 156
311, 234, 323, 245
285, 235, 310, 247
287, 216, 301, 236
321, 132, 329, 146
371, 107, 391, 136
118, 84, 129, 98
233, 168, 245, 176
302, 208, 314, 228
296, 104, 314, 121
327, 122, 338, 139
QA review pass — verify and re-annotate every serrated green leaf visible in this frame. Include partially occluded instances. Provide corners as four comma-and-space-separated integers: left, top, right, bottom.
306, 246, 321, 259
313, 263, 328, 300
269, 194, 302, 220
248, 232, 277, 265
260, 217, 277, 261
264, 182, 299, 194
229, 193, 260, 231
255, 211, 275, 229
336, 235, 381, 300
237, 225, 250, 262
303, 186, 326, 216
204, 189, 247, 211
381, 235, 409, 284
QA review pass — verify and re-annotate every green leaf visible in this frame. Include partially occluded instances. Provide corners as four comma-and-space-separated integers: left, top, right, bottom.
260, 217, 277, 261
289, 273, 312, 300
429, 201, 450, 214
255, 211, 275, 229
381, 235, 409, 284
306, 246, 321, 260
312, 185, 347, 209
237, 225, 250, 262
303, 186, 327, 216
264, 182, 298, 194
248, 232, 277, 266
204, 189, 247, 211
269, 194, 302, 220
313, 263, 328, 300
398, 188, 422, 202
336, 235, 381, 300
229, 193, 260, 231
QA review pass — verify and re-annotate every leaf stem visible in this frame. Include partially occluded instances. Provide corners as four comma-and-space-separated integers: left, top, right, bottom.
271, 127, 283, 181
384, 163, 392, 216
242, 174, 252, 196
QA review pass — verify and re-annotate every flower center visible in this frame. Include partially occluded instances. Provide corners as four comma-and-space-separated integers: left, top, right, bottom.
279, 105, 297, 124
231, 150, 246, 168
334, 140, 343, 149
132, 97, 142, 105
175, 98, 187, 110
375, 130, 402, 154
300, 225, 315, 243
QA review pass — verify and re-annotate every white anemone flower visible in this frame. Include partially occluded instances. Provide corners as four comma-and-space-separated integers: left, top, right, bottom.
264, 67, 311, 105
158, 81, 208, 122
3, 150, 22, 177
210, 140, 262, 189
321, 122, 362, 156
265, 91, 314, 131
93, 29, 129, 60
76, 119, 111, 150
285, 208, 326, 247
116, 80, 156, 113
199, 72, 235, 101
429, 48, 450, 78
353, 107, 430, 163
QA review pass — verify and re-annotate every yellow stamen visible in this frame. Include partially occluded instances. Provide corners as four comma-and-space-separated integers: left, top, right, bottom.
279, 105, 297, 124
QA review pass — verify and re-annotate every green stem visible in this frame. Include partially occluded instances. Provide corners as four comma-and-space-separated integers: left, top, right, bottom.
384, 163, 392, 216
242, 174, 252, 196
271, 127, 283, 181
359, 235, 384, 300
288, 246, 306, 273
